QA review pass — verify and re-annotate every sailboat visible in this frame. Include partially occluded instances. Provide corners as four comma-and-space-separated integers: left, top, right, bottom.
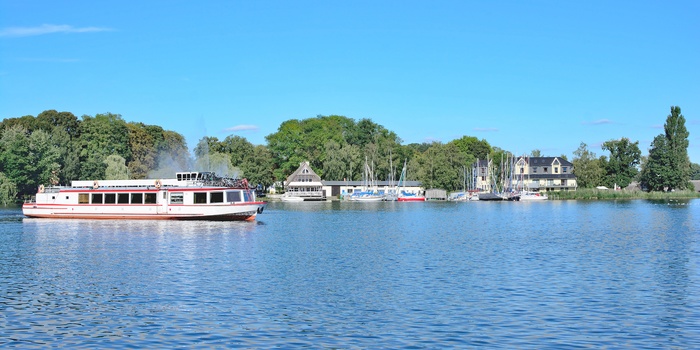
347, 157, 384, 201
396, 160, 425, 202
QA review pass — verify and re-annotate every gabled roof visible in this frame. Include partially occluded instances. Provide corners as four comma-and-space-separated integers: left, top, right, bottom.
524, 157, 574, 167
285, 161, 321, 184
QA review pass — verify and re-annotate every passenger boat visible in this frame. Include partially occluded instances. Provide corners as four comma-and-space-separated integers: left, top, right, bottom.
22, 172, 267, 221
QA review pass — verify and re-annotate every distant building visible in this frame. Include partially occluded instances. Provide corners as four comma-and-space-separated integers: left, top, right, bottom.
513, 156, 577, 192
473, 156, 577, 192
321, 180, 422, 199
283, 162, 326, 201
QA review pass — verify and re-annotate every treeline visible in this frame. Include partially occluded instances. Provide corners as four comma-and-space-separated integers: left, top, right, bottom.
0, 110, 190, 204
0, 107, 696, 204
572, 106, 696, 191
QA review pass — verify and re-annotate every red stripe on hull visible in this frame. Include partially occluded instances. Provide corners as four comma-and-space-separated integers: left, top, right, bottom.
23, 213, 257, 221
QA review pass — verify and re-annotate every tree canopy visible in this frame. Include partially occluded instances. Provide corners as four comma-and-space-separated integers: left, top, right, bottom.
640, 106, 691, 191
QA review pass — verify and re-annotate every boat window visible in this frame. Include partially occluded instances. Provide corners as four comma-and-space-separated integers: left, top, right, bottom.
131, 193, 143, 204
243, 191, 251, 202
170, 192, 184, 204
177, 173, 182, 181
145, 193, 157, 204
118, 193, 129, 204
78, 193, 89, 204
226, 191, 241, 203
194, 192, 207, 204
91, 193, 103, 204
105, 193, 116, 204
210, 192, 224, 203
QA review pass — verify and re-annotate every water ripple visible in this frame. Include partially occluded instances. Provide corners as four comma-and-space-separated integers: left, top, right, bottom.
1, 200, 699, 348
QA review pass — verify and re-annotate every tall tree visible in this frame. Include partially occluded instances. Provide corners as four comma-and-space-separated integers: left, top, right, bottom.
450, 136, 492, 161
104, 154, 129, 180
77, 113, 130, 180
242, 145, 275, 189
640, 106, 691, 191
413, 142, 467, 191
572, 142, 605, 188
601, 137, 641, 188
0, 172, 18, 206
0, 125, 34, 195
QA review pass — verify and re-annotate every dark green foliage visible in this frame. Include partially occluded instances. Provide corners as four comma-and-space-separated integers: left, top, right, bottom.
0, 110, 188, 198
601, 137, 641, 188
572, 142, 605, 188
641, 106, 691, 191
690, 163, 700, 180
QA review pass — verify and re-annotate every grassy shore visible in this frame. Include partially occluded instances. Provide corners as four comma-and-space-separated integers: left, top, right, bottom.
548, 188, 700, 200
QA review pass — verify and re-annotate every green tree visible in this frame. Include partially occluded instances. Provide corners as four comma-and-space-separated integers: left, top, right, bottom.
531, 149, 542, 157
104, 154, 129, 180
690, 162, 700, 180
29, 129, 61, 186
0, 172, 18, 206
241, 145, 275, 188
572, 142, 605, 188
601, 137, 641, 188
449, 136, 491, 162
0, 125, 34, 195
640, 106, 692, 191
640, 135, 671, 191
220, 135, 255, 167
127, 123, 156, 179
413, 142, 467, 191
323, 139, 346, 181
77, 113, 131, 180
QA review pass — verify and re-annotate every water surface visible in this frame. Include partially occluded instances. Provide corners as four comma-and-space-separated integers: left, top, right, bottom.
1, 200, 699, 348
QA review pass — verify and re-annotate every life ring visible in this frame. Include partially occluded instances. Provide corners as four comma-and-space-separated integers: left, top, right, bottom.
38, 184, 45, 193
155, 179, 162, 189
93, 180, 99, 189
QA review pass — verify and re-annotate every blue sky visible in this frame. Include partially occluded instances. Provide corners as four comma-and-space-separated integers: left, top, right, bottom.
1, 1, 699, 162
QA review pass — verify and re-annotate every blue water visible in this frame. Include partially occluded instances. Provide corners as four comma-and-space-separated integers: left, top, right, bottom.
1, 200, 699, 348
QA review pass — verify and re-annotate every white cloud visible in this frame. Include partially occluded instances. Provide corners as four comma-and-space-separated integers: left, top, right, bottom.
583, 119, 613, 125
224, 124, 259, 132
0, 24, 112, 37
473, 127, 499, 132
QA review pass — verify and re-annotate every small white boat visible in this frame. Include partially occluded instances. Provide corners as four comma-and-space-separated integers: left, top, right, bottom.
519, 191, 548, 201
22, 172, 266, 221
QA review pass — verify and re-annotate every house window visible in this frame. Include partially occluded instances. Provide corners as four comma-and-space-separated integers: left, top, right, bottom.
544, 167, 548, 173
532, 167, 537, 173
562, 167, 568, 173
520, 167, 524, 174
562, 179, 567, 186
555, 167, 559, 174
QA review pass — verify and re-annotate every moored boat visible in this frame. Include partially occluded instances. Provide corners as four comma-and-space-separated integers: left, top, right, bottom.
22, 172, 267, 221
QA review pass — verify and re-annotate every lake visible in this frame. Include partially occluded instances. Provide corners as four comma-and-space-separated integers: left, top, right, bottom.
1, 200, 699, 348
